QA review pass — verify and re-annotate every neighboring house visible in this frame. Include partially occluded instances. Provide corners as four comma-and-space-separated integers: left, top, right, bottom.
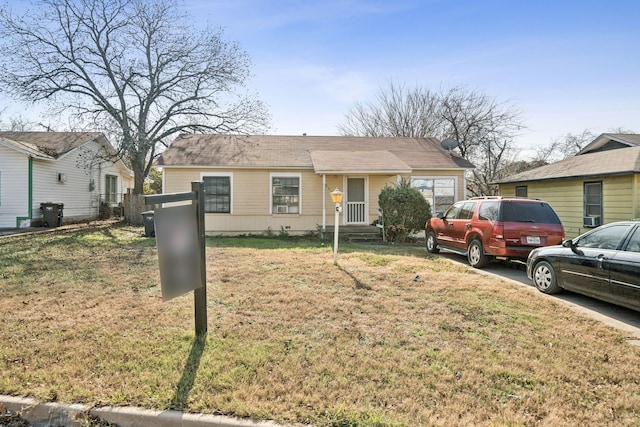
155, 134, 475, 235
0, 132, 134, 228
497, 133, 640, 238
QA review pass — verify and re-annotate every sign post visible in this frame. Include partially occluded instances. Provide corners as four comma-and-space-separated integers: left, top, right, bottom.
144, 181, 207, 336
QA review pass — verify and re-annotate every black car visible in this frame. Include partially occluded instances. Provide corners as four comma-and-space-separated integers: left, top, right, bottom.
527, 221, 640, 312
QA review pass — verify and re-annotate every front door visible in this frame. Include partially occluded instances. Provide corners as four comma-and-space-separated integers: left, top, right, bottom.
346, 177, 366, 224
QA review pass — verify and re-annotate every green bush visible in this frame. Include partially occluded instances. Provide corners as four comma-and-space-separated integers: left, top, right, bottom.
379, 178, 432, 243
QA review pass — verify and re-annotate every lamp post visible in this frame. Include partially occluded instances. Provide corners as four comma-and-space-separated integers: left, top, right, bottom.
330, 188, 343, 265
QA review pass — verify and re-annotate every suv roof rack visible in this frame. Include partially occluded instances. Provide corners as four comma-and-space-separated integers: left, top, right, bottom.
469, 196, 502, 200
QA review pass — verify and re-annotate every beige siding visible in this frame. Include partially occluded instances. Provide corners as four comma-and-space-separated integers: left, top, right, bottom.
163, 167, 466, 235
499, 174, 639, 238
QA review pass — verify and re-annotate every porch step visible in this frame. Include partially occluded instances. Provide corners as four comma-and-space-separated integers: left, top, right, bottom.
324, 225, 384, 243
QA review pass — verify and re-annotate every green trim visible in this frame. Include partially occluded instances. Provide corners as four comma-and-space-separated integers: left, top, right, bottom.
15, 158, 34, 228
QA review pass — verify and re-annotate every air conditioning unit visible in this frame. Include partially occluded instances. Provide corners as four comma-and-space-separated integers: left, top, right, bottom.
276, 205, 289, 214
583, 216, 600, 227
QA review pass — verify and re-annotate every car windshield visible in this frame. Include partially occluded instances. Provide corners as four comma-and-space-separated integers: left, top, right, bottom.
501, 202, 561, 224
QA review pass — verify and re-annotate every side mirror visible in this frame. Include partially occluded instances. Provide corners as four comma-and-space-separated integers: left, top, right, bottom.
563, 239, 583, 255
437, 212, 445, 220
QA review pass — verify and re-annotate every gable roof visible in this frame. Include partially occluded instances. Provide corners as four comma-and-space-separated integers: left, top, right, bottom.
578, 133, 640, 155
156, 135, 475, 174
0, 131, 108, 159
497, 145, 640, 184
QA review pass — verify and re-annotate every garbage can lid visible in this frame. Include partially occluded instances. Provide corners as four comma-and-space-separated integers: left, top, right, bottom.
142, 210, 155, 215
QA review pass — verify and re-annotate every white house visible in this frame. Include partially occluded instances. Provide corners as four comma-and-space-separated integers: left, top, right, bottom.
0, 132, 133, 228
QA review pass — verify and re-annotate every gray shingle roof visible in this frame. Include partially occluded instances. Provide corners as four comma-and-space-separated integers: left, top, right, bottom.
156, 134, 475, 172
497, 145, 640, 184
0, 131, 105, 159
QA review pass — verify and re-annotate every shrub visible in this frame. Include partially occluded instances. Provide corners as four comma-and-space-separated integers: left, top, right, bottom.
379, 178, 432, 243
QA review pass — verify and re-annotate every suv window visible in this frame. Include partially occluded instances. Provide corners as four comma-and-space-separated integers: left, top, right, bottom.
478, 201, 499, 221
501, 201, 561, 224
444, 202, 463, 220
459, 202, 476, 220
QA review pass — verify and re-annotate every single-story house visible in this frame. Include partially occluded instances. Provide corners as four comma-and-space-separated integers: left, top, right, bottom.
0, 132, 134, 228
497, 133, 640, 238
155, 134, 475, 235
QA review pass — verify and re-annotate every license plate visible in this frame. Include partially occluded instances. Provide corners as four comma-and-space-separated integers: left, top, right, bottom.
526, 236, 541, 245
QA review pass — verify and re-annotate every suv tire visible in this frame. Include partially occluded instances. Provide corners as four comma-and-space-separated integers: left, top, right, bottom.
467, 239, 490, 268
426, 231, 440, 254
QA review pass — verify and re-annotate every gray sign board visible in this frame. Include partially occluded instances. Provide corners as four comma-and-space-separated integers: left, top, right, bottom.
154, 204, 203, 301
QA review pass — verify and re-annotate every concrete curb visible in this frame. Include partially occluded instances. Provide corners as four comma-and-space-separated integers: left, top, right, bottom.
0, 395, 286, 427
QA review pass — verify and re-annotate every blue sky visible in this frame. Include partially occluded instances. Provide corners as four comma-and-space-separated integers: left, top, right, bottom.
3, 0, 638, 159
189, 0, 639, 157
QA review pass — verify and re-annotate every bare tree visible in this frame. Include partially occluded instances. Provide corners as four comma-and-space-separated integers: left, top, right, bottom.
338, 82, 525, 196
541, 129, 596, 162
0, 0, 270, 194
338, 82, 441, 138
0, 115, 36, 131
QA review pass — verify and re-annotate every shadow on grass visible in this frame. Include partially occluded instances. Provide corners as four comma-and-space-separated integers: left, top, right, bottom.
338, 265, 372, 290
170, 333, 207, 410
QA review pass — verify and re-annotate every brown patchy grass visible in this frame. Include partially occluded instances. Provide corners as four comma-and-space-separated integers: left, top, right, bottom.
1, 222, 640, 426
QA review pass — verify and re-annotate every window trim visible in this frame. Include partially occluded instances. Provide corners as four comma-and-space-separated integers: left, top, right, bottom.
105, 174, 118, 205
515, 185, 528, 198
410, 175, 458, 215
201, 172, 233, 214
583, 181, 602, 225
270, 172, 302, 215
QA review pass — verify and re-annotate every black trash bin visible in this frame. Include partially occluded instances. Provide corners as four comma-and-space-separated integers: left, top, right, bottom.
41, 203, 64, 227
142, 210, 155, 237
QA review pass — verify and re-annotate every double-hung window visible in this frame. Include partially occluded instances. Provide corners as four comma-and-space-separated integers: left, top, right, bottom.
584, 181, 602, 223
105, 175, 117, 205
203, 174, 232, 213
271, 174, 300, 214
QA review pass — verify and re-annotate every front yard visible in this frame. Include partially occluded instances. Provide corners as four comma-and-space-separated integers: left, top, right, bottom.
1, 222, 639, 426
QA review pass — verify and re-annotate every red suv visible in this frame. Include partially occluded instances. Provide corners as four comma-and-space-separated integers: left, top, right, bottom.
425, 197, 565, 268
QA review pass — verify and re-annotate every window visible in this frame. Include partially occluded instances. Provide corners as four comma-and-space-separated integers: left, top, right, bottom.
584, 181, 602, 220
444, 202, 463, 220
502, 201, 561, 224
478, 201, 500, 221
271, 174, 300, 214
578, 224, 632, 250
515, 186, 528, 198
410, 177, 456, 215
105, 175, 117, 205
459, 202, 476, 220
203, 175, 231, 213
625, 227, 640, 253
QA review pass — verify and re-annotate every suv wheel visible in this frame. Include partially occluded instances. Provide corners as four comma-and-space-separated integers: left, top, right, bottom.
467, 239, 490, 268
426, 231, 440, 254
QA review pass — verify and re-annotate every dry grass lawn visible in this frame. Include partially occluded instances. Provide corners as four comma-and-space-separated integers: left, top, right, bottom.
1, 222, 640, 426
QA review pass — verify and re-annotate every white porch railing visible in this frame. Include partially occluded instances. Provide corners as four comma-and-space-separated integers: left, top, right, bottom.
346, 201, 366, 223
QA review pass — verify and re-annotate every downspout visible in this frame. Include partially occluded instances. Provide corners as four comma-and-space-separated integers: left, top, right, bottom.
15, 157, 33, 227
322, 174, 326, 232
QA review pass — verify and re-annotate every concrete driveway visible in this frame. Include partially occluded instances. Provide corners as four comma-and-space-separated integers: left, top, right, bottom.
437, 250, 640, 346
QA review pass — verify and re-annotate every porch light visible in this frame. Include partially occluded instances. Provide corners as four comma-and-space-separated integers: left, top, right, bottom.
330, 188, 343, 204
331, 188, 343, 265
